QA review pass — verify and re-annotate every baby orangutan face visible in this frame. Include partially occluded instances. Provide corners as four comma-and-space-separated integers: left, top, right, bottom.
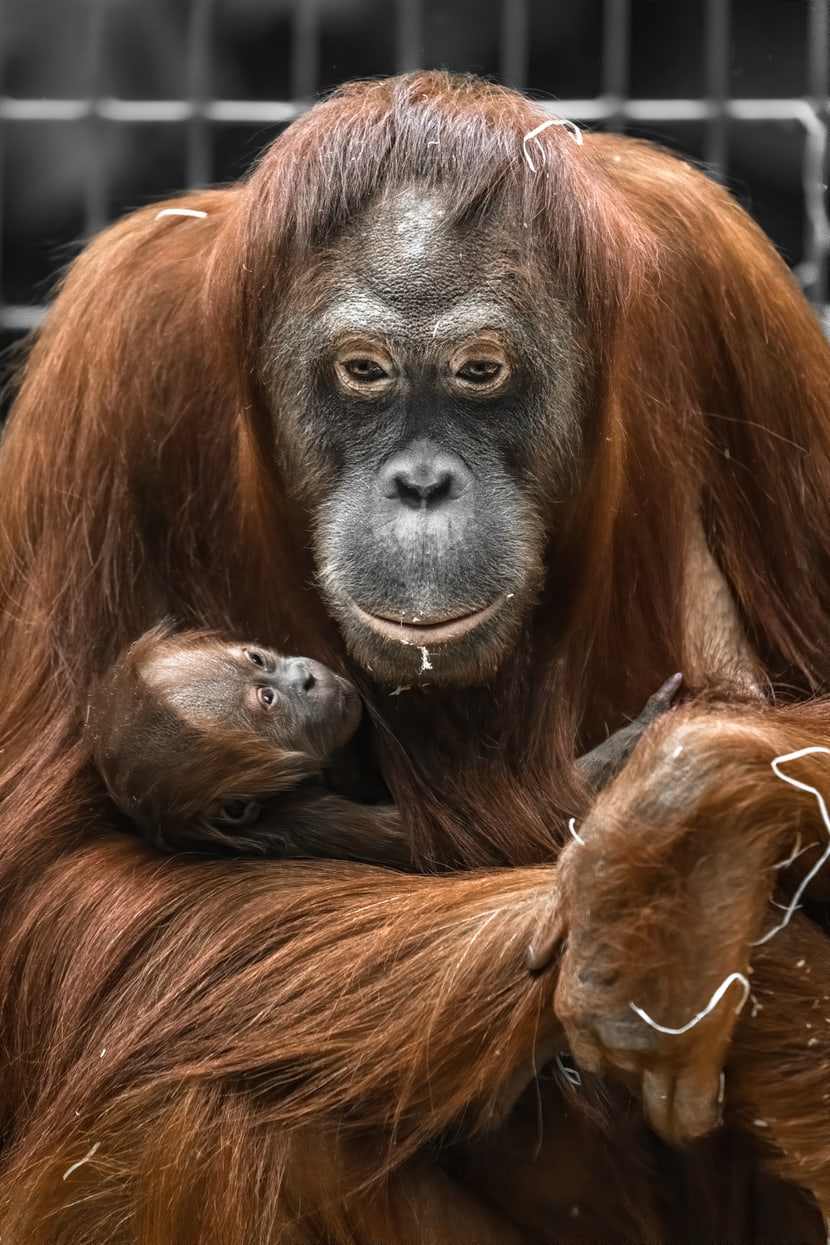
140, 639, 363, 762
87, 627, 369, 851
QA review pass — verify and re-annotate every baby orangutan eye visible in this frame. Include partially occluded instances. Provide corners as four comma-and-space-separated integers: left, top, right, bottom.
257, 686, 276, 709
215, 800, 261, 827
245, 649, 267, 669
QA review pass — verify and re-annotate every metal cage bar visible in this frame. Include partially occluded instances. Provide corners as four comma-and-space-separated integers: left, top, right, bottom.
806, 0, 830, 307
500, 0, 529, 92
396, 0, 423, 74
0, 1, 5, 309
292, 0, 321, 101
187, 0, 215, 188
0, 95, 825, 127
601, 0, 630, 130
83, 0, 109, 235
703, 0, 730, 173
0, 0, 828, 331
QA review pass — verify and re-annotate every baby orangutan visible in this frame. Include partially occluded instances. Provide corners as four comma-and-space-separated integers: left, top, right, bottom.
86, 625, 411, 864
87, 626, 681, 866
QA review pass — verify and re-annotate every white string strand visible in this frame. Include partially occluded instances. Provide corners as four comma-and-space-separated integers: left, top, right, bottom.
155, 207, 208, 220
62, 1140, 101, 1180
630, 971, 750, 1036
522, 117, 584, 172
567, 816, 585, 846
756, 746, 830, 945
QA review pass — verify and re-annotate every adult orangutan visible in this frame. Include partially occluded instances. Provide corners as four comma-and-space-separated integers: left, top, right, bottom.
0, 71, 828, 1242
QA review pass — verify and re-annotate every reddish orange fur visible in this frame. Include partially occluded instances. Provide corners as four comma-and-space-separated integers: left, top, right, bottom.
554, 702, 830, 1216
0, 72, 829, 1240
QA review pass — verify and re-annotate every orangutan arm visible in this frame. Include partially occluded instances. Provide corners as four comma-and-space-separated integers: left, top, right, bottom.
575, 672, 683, 791
0, 838, 561, 1240
550, 700, 830, 1220
232, 792, 415, 868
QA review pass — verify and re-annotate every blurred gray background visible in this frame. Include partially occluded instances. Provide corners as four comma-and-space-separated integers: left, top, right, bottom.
1, 0, 827, 384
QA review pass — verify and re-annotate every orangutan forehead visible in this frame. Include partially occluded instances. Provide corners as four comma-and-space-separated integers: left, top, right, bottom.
288, 188, 539, 352
140, 645, 241, 723
325, 186, 530, 318
361, 189, 453, 263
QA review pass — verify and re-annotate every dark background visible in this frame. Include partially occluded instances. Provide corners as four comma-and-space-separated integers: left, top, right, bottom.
1, 0, 827, 406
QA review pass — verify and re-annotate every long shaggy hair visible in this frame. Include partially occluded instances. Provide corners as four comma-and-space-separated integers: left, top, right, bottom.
0, 72, 828, 1241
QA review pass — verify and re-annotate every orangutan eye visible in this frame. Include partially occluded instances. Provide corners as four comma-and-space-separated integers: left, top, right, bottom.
257, 686, 276, 708
456, 360, 502, 383
245, 649, 267, 668
218, 800, 260, 825
448, 340, 511, 393
344, 359, 388, 382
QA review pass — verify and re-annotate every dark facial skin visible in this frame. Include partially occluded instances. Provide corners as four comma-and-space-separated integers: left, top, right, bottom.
142, 641, 363, 762
262, 189, 585, 688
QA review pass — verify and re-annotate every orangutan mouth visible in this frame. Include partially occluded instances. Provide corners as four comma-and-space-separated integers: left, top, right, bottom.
350, 599, 502, 646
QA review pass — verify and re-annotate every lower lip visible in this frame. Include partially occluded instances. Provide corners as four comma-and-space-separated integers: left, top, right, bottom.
349, 599, 501, 646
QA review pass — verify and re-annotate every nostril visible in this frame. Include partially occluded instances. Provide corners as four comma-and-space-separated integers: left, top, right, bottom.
283, 658, 318, 694
424, 471, 453, 503
391, 469, 457, 509
380, 446, 471, 511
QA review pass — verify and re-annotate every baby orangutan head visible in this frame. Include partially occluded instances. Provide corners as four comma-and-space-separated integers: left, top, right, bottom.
86, 625, 362, 850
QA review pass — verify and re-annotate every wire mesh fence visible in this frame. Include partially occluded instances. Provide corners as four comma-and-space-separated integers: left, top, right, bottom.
0, 0, 827, 337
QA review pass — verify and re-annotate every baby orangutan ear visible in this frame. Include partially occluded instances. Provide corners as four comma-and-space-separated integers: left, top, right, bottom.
208, 800, 262, 828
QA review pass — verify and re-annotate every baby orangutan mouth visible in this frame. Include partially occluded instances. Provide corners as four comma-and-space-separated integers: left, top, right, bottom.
349, 599, 502, 646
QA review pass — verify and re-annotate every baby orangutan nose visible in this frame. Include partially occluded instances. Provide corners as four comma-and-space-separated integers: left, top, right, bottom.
273, 657, 323, 697
273, 656, 354, 702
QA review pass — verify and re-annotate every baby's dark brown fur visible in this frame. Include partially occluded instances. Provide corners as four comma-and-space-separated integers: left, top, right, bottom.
87, 626, 679, 866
